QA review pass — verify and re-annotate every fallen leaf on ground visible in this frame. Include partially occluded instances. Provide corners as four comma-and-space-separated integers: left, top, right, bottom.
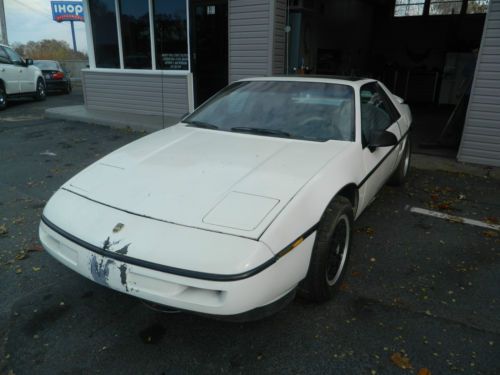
15, 267, 22, 274
12, 217, 24, 225
339, 282, 350, 291
26, 243, 43, 252
390, 352, 412, 369
356, 226, 375, 235
32, 267, 41, 272
484, 216, 499, 225
351, 270, 362, 277
0, 224, 8, 237
437, 202, 452, 210
483, 231, 498, 238
418, 368, 431, 375
15, 252, 28, 261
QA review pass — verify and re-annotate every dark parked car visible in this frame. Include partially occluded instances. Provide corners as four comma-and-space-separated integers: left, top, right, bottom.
33, 60, 72, 94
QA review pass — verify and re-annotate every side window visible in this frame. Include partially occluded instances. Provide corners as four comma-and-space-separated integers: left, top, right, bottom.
375, 83, 401, 123
4, 47, 23, 66
0, 47, 11, 64
360, 83, 393, 147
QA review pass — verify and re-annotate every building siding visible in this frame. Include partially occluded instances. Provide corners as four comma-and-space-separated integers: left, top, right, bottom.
229, 0, 273, 82
458, 0, 500, 167
82, 70, 190, 118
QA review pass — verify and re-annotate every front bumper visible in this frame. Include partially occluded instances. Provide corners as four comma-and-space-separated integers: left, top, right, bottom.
39, 217, 314, 317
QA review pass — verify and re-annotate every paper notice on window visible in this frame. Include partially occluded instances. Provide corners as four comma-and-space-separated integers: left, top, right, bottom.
162, 53, 188, 70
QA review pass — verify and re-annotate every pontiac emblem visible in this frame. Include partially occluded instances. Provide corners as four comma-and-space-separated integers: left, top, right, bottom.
113, 223, 124, 233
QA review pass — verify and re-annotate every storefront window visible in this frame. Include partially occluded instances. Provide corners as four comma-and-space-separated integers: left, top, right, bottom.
467, 0, 489, 13
394, 0, 425, 17
89, 0, 120, 68
429, 0, 463, 15
153, 0, 188, 70
119, 0, 152, 69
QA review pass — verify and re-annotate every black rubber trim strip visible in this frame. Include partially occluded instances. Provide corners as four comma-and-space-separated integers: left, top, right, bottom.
41, 215, 318, 282
357, 129, 410, 189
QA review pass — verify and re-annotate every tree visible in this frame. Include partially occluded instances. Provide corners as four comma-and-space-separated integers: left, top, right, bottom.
12, 39, 88, 60
430, 0, 489, 15
466, 0, 489, 14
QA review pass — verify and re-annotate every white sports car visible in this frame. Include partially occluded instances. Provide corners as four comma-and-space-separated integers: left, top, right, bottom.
40, 76, 411, 320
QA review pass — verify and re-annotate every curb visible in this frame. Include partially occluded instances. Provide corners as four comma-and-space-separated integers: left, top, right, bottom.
412, 153, 499, 180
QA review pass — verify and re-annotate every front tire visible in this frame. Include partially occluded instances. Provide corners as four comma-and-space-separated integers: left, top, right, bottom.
300, 196, 353, 302
34, 78, 46, 101
0, 85, 6, 110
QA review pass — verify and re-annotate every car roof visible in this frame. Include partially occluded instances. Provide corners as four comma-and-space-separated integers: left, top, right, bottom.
238, 75, 376, 88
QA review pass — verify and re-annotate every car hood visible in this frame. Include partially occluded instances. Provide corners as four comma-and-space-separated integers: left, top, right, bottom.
63, 124, 352, 239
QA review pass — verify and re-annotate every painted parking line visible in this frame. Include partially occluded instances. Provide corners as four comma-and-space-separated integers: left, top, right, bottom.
407, 206, 500, 231
0, 115, 45, 122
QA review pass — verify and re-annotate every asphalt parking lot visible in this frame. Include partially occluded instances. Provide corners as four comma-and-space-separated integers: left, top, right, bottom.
0, 93, 499, 374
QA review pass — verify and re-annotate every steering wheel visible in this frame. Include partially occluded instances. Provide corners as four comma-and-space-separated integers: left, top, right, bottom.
299, 116, 343, 140
299, 116, 326, 127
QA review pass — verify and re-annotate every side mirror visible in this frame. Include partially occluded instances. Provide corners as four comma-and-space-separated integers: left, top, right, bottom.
368, 130, 398, 152
25, 58, 33, 66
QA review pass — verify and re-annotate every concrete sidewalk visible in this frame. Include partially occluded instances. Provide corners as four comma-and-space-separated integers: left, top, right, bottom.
45, 105, 180, 133
412, 153, 500, 180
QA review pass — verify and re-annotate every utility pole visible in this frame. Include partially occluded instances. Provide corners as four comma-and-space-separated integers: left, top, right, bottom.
0, 0, 7, 45
0, 0, 8, 45
70, 20, 77, 52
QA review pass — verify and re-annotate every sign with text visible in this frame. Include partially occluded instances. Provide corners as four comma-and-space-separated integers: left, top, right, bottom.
51, 1, 84, 23
162, 53, 188, 70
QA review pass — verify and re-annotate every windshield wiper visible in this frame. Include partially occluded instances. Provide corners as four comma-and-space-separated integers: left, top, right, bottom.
185, 120, 219, 130
230, 127, 290, 138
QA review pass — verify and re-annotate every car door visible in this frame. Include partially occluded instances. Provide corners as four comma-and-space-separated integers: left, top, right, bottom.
359, 82, 402, 205
0, 46, 20, 95
3, 47, 33, 93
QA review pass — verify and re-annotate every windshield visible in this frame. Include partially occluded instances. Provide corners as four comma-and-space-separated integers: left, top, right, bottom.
185, 81, 355, 142
34, 60, 60, 70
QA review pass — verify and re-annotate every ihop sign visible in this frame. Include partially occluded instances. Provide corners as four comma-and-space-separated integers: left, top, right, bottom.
51, 1, 84, 23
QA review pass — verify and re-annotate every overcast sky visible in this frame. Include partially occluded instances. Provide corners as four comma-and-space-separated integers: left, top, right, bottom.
4, 0, 88, 52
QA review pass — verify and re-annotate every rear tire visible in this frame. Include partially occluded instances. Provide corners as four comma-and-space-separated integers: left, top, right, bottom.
388, 136, 411, 186
0, 85, 6, 110
300, 196, 353, 302
34, 78, 46, 101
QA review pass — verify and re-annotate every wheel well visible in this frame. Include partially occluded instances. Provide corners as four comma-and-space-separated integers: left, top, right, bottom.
336, 184, 358, 214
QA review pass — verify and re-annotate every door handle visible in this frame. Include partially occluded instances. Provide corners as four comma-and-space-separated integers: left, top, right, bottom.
19, 69, 23, 72
0, 68, 5, 72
